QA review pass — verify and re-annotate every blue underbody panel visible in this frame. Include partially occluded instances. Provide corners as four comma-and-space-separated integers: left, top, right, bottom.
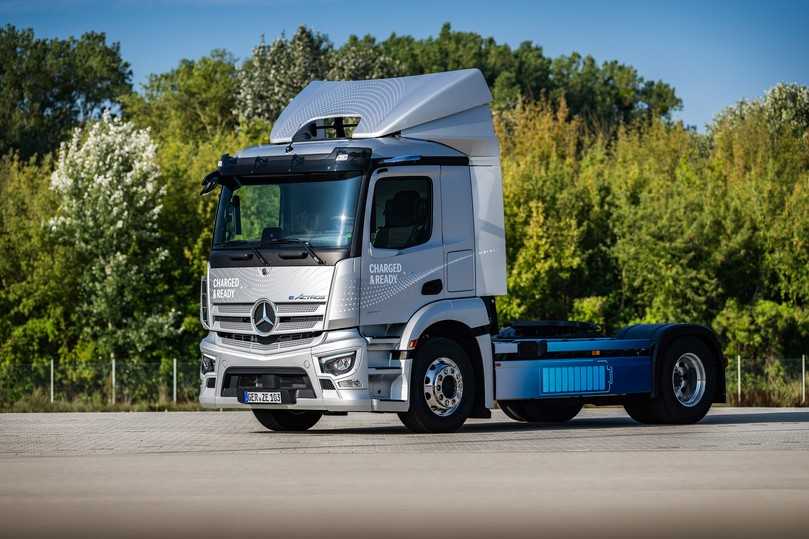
494, 356, 652, 400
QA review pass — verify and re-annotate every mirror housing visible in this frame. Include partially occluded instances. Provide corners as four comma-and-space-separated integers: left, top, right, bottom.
200, 170, 220, 196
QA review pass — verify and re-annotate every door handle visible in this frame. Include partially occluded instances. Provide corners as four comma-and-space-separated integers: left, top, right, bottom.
421, 279, 443, 295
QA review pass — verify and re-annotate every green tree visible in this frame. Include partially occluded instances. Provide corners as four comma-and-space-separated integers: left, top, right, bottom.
0, 25, 131, 159
236, 27, 332, 122
122, 50, 239, 142
327, 35, 402, 81
0, 154, 74, 403
236, 23, 680, 129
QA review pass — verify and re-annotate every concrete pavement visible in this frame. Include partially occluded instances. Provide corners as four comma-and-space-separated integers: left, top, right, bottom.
1, 407, 808, 538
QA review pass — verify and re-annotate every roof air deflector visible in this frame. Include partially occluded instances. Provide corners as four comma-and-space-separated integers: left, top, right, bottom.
270, 69, 492, 144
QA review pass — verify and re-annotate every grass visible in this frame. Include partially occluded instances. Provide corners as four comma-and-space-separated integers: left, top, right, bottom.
2, 389, 207, 412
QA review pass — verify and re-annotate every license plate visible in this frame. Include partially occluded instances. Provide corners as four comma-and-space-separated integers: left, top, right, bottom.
243, 391, 282, 404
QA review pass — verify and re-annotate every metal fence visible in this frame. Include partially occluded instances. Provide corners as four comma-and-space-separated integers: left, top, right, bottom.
2, 355, 807, 409
725, 355, 806, 407
0, 358, 201, 408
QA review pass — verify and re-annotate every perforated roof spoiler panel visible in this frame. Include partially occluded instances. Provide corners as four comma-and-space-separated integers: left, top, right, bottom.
270, 69, 492, 145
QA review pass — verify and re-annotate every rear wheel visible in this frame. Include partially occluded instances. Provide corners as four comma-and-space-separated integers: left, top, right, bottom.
252, 409, 322, 431
499, 401, 527, 422
499, 399, 582, 424
624, 336, 716, 424
398, 338, 475, 433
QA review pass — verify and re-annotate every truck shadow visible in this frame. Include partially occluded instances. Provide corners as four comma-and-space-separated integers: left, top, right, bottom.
304, 409, 809, 436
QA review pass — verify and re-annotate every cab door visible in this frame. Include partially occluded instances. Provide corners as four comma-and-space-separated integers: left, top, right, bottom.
359, 165, 444, 327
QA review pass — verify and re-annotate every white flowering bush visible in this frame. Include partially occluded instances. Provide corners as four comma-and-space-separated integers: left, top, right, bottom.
50, 112, 177, 380
762, 83, 809, 134
713, 82, 809, 136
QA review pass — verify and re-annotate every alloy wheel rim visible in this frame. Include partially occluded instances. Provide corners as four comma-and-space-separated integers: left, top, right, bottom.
672, 352, 706, 407
423, 357, 463, 417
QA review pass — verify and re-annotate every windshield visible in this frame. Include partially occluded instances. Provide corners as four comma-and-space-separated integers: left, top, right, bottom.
213, 175, 362, 249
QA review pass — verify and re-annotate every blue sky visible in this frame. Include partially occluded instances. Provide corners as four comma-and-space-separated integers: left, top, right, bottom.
2, 0, 808, 129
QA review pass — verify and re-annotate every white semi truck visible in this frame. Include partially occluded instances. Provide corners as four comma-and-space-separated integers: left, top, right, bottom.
198, 69, 725, 433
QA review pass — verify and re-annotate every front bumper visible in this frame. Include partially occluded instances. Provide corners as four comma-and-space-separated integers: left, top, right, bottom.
199, 329, 408, 412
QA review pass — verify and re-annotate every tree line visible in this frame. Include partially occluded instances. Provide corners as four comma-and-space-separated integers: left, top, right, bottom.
1, 23, 807, 406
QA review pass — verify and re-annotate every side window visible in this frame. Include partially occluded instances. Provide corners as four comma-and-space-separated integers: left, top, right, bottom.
370, 177, 432, 250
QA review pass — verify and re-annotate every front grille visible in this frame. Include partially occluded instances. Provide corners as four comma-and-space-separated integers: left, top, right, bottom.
215, 303, 251, 315
216, 318, 251, 331
211, 302, 326, 336
276, 303, 321, 313
213, 302, 325, 315
276, 316, 322, 331
221, 366, 315, 399
217, 331, 322, 353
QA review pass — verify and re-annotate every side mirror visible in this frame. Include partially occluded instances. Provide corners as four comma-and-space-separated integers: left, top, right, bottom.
200, 170, 220, 195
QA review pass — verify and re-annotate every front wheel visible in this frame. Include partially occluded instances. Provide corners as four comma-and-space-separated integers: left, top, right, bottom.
398, 338, 475, 433
252, 409, 322, 431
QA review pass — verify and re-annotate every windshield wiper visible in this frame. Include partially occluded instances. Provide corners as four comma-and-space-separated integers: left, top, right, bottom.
264, 238, 324, 265
214, 241, 270, 265
252, 247, 269, 266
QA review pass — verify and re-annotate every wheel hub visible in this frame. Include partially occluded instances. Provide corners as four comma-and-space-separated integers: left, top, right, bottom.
423, 357, 463, 417
672, 352, 706, 407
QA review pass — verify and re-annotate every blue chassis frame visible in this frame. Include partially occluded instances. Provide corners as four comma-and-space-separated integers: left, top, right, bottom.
492, 323, 726, 402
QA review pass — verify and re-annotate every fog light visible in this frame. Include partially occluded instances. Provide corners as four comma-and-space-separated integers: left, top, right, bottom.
200, 354, 216, 376
319, 352, 356, 376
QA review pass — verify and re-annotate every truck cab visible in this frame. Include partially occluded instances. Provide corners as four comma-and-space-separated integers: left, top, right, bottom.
198, 69, 724, 432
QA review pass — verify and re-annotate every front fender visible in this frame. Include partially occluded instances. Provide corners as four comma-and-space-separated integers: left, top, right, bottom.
397, 298, 490, 350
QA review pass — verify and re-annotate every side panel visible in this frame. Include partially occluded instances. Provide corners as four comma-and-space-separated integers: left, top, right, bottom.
469, 160, 507, 296
402, 105, 500, 158
440, 165, 476, 295
495, 357, 652, 400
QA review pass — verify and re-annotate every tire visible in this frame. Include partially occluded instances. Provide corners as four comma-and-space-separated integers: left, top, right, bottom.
499, 399, 582, 424
398, 337, 475, 433
252, 409, 322, 431
499, 401, 527, 422
624, 336, 716, 425
623, 397, 658, 424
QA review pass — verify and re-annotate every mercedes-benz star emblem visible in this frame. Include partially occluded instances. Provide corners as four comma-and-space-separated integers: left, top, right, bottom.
251, 300, 276, 336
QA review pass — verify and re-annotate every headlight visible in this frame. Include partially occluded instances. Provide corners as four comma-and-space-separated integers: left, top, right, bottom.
200, 354, 216, 375
319, 351, 356, 376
